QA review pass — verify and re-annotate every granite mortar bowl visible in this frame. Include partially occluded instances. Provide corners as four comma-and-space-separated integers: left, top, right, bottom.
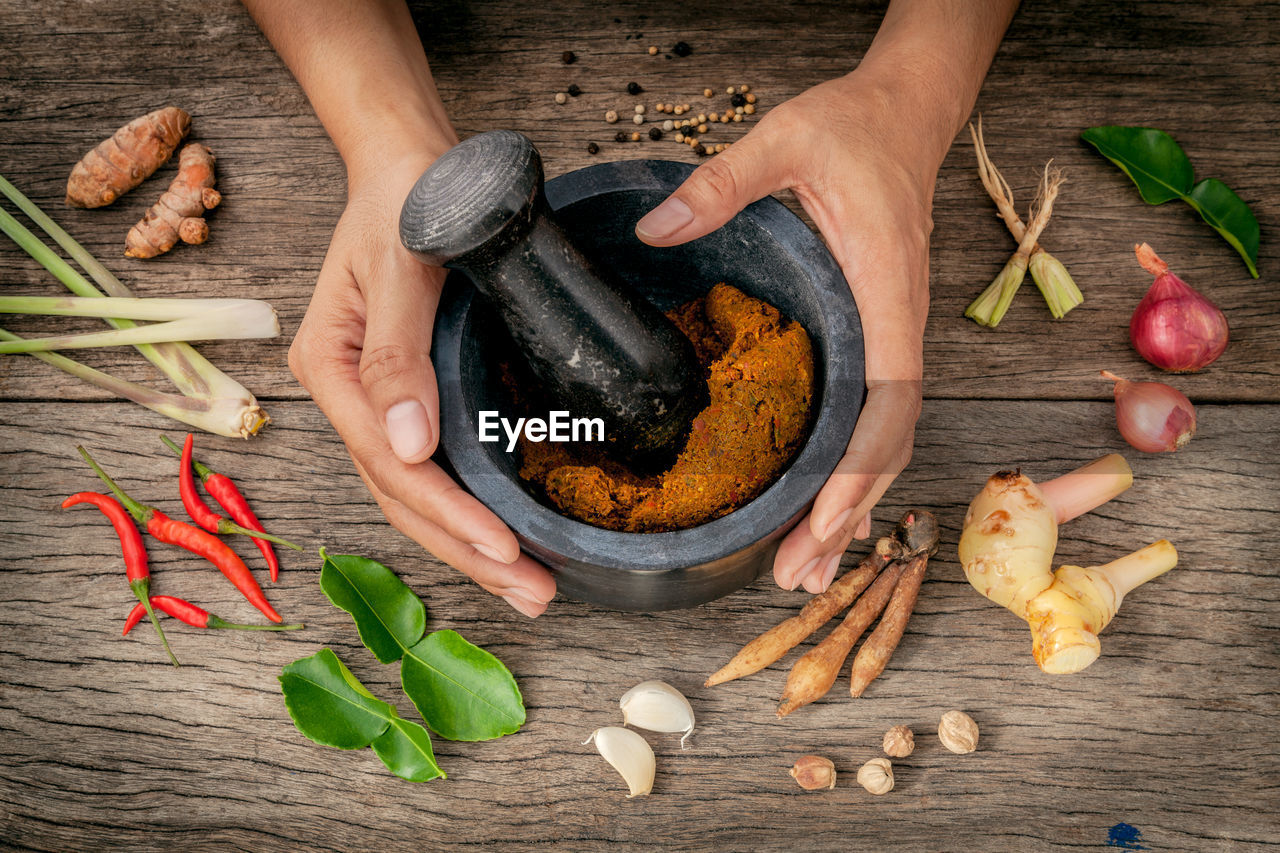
432, 159, 864, 611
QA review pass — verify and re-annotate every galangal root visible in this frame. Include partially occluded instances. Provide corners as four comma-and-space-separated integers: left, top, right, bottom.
66, 107, 191, 208
125, 143, 221, 258
707, 509, 939, 717
959, 453, 1178, 674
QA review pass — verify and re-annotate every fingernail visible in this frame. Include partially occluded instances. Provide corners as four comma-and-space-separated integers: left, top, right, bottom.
385, 400, 432, 461
854, 513, 872, 540
472, 541, 513, 564
819, 552, 841, 589
790, 556, 821, 591
501, 592, 543, 618
635, 197, 693, 240
820, 507, 854, 542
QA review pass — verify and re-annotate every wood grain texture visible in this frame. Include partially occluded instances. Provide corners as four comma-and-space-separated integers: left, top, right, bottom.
0, 0, 1277, 850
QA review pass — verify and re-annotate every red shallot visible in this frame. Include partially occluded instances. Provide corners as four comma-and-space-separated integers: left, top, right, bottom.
1101, 370, 1196, 453
1130, 243, 1228, 372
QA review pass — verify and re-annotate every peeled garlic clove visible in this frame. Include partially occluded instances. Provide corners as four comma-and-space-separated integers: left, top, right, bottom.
619, 680, 695, 748
584, 727, 655, 798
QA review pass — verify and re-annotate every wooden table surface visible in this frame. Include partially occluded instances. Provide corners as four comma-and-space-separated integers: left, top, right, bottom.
1, 1, 1277, 850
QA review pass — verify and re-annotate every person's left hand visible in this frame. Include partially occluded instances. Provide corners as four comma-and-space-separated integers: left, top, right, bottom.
635, 73, 937, 594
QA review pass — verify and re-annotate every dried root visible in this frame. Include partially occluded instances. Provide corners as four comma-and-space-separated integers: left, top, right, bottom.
125, 143, 221, 259
66, 107, 190, 208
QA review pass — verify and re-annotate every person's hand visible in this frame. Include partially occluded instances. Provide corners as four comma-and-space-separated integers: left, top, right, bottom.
635, 74, 936, 595
289, 154, 557, 617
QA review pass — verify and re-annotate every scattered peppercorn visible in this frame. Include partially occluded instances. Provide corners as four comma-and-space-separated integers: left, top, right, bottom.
703, 88, 713, 98
561, 51, 576, 64
663, 119, 674, 131
586, 142, 599, 154
648, 45, 659, 55
697, 124, 708, 133
740, 84, 751, 93
708, 112, 719, 122
745, 93, 757, 104
555, 92, 567, 105
675, 132, 685, 142
605, 109, 619, 123
726, 86, 735, 95
733, 113, 743, 122
627, 81, 643, 96
648, 127, 662, 141
697, 143, 710, 156
632, 113, 644, 125
615, 131, 628, 143
730, 93, 746, 108
744, 103, 756, 115
631, 131, 641, 141
697, 113, 707, 123
674, 106, 684, 115
635, 104, 646, 114
735, 106, 744, 114
720, 114, 730, 123
568, 84, 582, 97
672, 41, 692, 57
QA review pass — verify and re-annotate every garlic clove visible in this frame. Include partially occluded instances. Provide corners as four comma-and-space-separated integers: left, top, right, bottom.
584, 727, 655, 798
619, 680, 695, 748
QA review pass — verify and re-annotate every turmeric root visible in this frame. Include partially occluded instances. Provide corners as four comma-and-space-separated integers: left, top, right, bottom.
849, 551, 929, 697
125, 143, 221, 259
66, 107, 190, 208
776, 560, 905, 717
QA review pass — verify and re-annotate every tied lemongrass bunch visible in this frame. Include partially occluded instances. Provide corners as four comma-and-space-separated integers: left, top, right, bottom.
965, 118, 1083, 327
0, 175, 274, 437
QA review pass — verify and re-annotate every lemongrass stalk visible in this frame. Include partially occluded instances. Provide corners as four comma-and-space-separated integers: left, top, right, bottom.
965, 254, 1027, 327
969, 119, 1083, 319
0, 294, 278, 323
0, 175, 258, 404
0, 307, 280, 354
1028, 251, 1084, 319
0, 328, 268, 437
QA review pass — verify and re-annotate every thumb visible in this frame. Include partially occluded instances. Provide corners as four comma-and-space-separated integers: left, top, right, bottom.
358, 254, 445, 465
635, 132, 788, 247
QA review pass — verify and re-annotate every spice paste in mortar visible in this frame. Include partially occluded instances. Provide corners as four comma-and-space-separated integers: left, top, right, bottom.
512, 282, 814, 532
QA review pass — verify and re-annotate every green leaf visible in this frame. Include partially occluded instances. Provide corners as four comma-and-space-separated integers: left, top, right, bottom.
401, 630, 526, 741
1186, 178, 1261, 277
1081, 126, 1194, 204
372, 714, 446, 782
279, 648, 393, 749
319, 550, 425, 663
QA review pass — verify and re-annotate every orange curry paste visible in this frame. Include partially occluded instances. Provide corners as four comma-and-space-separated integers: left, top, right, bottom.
513, 282, 814, 532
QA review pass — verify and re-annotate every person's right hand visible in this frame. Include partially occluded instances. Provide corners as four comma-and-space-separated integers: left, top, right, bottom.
288, 153, 557, 617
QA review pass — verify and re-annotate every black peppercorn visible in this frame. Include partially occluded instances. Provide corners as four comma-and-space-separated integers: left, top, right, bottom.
561, 50, 576, 64
626, 81, 643, 96
615, 131, 628, 143
568, 84, 582, 97
730, 93, 746, 108
672, 41, 692, 57
586, 142, 599, 155
648, 127, 663, 141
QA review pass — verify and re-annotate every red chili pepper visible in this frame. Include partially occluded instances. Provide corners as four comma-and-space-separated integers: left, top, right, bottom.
162, 434, 299, 583
77, 446, 284, 624
123, 595, 304, 634
62, 491, 179, 667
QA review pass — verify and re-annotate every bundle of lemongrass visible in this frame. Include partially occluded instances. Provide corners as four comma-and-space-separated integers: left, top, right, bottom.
965, 118, 1083, 328
0, 175, 275, 437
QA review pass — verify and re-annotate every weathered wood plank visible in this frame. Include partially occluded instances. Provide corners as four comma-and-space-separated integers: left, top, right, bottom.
0, 399, 1275, 850
0, 0, 1276, 404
